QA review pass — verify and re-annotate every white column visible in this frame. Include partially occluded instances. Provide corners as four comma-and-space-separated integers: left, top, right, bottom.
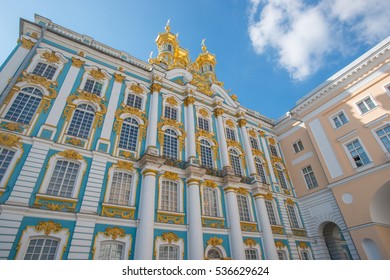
99, 73, 124, 139
214, 108, 229, 168
187, 178, 204, 259
224, 187, 245, 260
238, 119, 257, 176
184, 96, 196, 161
0, 39, 31, 95
134, 169, 158, 260
145, 83, 161, 151
41, 58, 85, 137
253, 194, 278, 260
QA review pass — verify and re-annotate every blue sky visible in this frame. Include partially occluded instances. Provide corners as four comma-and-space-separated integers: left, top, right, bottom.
1, 0, 389, 119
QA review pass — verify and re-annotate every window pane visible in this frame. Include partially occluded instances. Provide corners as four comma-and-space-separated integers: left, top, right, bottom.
287, 205, 300, 229
46, 160, 80, 198
203, 187, 218, 217
163, 129, 178, 159
265, 201, 277, 225
376, 124, 390, 152
161, 181, 179, 212
119, 118, 139, 151
245, 248, 258, 260
159, 245, 179, 260
0, 148, 15, 182
237, 195, 250, 221
200, 140, 213, 168
67, 104, 95, 139
99, 242, 124, 260
24, 238, 58, 260
229, 152, 242, 176
109, 171, 133, 206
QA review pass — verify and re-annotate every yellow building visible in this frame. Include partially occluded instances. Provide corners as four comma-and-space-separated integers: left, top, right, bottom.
276, 36, 390, 259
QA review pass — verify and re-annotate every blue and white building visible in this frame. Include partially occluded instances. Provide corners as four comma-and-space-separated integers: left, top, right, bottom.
0, 15, 313, 260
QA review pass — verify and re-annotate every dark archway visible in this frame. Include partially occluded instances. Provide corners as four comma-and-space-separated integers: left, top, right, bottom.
323, 222, 350, 260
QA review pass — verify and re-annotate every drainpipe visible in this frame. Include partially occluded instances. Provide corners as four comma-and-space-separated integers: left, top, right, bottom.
0, 24, 47, 104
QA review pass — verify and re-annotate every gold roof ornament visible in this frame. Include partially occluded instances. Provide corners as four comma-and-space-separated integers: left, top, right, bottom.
165, 19, 171, 32
201, 38, 207, 52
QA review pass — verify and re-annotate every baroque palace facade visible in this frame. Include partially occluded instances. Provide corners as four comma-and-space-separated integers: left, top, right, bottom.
0, 14, 388, 260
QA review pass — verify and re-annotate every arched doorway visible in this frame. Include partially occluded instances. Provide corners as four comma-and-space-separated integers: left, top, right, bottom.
323, 222, 350, 260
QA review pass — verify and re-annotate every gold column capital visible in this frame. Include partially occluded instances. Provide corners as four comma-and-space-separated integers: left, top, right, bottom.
71, 57, 85, 68
142, 169, 158, 176
213, 108, 224, 117
19, 37, 35, 50
151, 83, 163, 93
184, 96, 196, 106
238, 119, 247, 127
114, 73, 126, 83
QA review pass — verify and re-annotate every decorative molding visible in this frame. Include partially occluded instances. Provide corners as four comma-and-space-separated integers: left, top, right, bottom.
151, 83, 163, 92
285, 198, 295, 205
236, 187, 249, 196
41, 51, 60, 63
240, 222, 258, 232
184, 96, 196, 106
162, 171, 180, 181
248, 129, 257, 138
130, 84, 144, 94
166, 96, 178, 106
71, 57, 85, 68
298, 241, 309, 249
271, 225, 284, 235
238, 119, 247, 127
225, 119, 234, 128
104, 226, 126, 240
114, 73, 125, 83
213, 108, 224, 117
20, 37, 35, 49
198, 108, 209, 118
207, 236, 223, 247
161, 232, 179, 244
202, 180, 218, 188
101, 204, 135, 219
157, 212, 185, 225
0, 132, 21, 148
35, 221, 62, 235
115, 161, 134, 171
89, 69, 106, 81
275, 241, 286, 249
244, 238, 257, 247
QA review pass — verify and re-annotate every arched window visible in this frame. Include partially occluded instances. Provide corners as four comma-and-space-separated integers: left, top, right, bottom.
67, 104, 95, 139
163, 129, 178, 159
198, 117, 210, 131
24, 237, 59, 260
164, 106, 177, 120
207, 248, 223, 260
161, 180, 179, 212
32, 62, 57, 80
245, 248, 259, 260
269, 145, 278, 157
108, 171, 133, 206
202, 187, 218, 217
0, 147, 16, 182
229, 149, 242, 176
237, 194, 251, 222
46, 160, 81, 198
277, 250, 288, 260
250, 137, 260, 150
159, 244, 179, 260
300, 250, 311, 260
83, 79, 103, 96
200, 139, 213, 168
265, 200, 278, 225
98, 241, 125, 260
5, 87, 43, 125
119, 117, 139, 151
276, 165, 288, 189
225, 127, 236, 141
254, 157, 267, 183
126, 94, 142, 109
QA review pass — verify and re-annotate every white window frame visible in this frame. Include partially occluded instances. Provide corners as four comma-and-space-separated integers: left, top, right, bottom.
265, 200, 281, 226
329, 110, 349, 129
276, 164, 289, 189
155, 235, 184, 260
15, 224, 69, 260
225, 127, 237, 141
277, 250, 289, 260
162, 95, 182, 122
229, 148, 243, 177
118, 117, 139, 152
66, 103, 96, 140
254, 157, 268, 184
292, 140, 304, 153
299, 249, 312, 260
343, 137, 372, 169
37, 152, 87, 200
204, 244, 227, 260
199, 138, 214, 168
104, 167, 138, 207
123, 82, 147, 111
301, 165, 319, 190
26, 48, 68, 81
162, 128, 179, 159
286, 203, 303, 229
269, 144, 279, 157
236, 193, 254, 222
355, 94, 378, 115
92, 231, 132, 260
158, 177, 184, 213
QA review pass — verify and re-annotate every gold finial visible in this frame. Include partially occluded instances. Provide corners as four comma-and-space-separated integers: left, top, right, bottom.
201, 38, 207, 52
165, 19, 171, 32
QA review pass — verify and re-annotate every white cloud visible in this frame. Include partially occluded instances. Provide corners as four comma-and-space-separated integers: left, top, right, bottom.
248, 0, 390, 81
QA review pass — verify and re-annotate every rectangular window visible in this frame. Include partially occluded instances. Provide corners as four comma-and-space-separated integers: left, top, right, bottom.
24, 238, 58, 260
287, 205, 300, 229
225, 127, 236, 141
270, 145, 278, 157
46, 160, 80, 198
198, 117, 210, 131
237, 195, 251, 222
159, 245, 179, 260
164, 106, 177, 120
108, 171, 133, 206
332, 112, 349, 128
346, 139, 370, 167
250, 137, 260, 150
265, 200, 278, 225
302, 165, 319, 189
245, 248, 259, 260
203, 187, 218, 217
32, 62, 57, 80
292, 140, 304, 153
356, 96, 376, 114
99, 242, 124, 260
126, 94, 142, 109
376, 124, 390, 153
84, 79, 103, 96
161, 181, 179, 212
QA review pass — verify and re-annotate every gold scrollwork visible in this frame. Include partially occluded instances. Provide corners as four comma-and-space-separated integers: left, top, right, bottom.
151, 83, 163, 93
102, 205, 135, 219
207, 237, 223, 247
35, 221, 62, 235
198, 108, 209, 118
184, 96, 196, 106
161, 232, 179, 244
90, 69, 106, 81
238, 119, 247, 127
202, 180, 218, 188
0, 132, 21, 148
275, 241, 286, 249
130, 84, 144, 94
71, 57, 85, 68
225, 119, 234, 128
41, 51, 60, 63
213, 108, 224, 117
157, 213, 184, 225
115, 161, 134, 171
114, 73, 125, 83
236, 187, 249, 196
226, 139, 244, 154
166, 96, 178, 106
163, 171, 180, 181
18, 71, 57, 99
298, 241, 309, 249
271, 225, 284, 235
20, 38, 35, 49
240, 222, 258, 232
104, 227, 126, 240
248, 129, 257, 138
285, 198, 295, 205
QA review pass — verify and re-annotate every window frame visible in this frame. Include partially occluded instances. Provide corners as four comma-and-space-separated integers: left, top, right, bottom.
292, 140, 304, 153
104, 167, 138, 207
199, 138, 214, 168
275, 164, 289, 190
236, 193, 253, 222
158, 177, 184, 214
118, 117, 139, 152
254, 157, 268, 184
162, 128, 179, 159
92, 230, 132, 260
372, 122, 390, 154
264, 200, 280, 226
329, 110, 349, 129
201, 186, 221, 218
355, 94, 378, 115
79, 66, 110, 99
286, 203, 303, 229
229, 148, 243, 177
225, 127, 237, 141
0, 144, 23, 190
343, 138, 372, 169
26, 48, 67, 82
155, 234, 184, 260
66, 103, 96, 140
